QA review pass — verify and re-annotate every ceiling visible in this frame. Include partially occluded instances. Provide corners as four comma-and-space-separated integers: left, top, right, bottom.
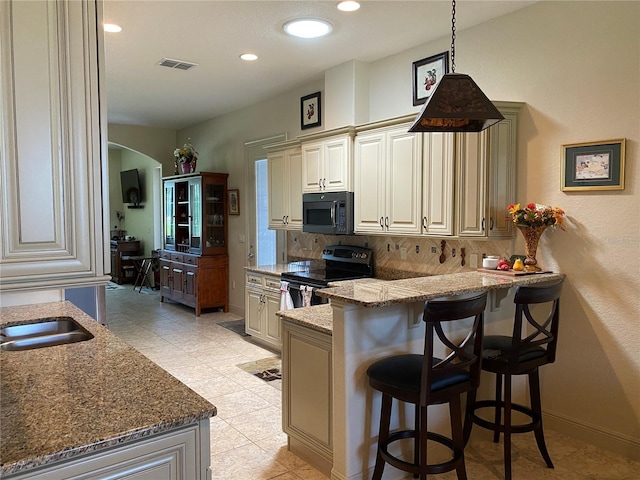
103, 1, 536, 130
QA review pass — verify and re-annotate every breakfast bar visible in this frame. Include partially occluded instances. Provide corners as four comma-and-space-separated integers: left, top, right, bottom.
279, 270, 565, 480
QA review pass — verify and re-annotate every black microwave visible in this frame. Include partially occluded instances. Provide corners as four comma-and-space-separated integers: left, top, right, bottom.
302, 191, 354, 235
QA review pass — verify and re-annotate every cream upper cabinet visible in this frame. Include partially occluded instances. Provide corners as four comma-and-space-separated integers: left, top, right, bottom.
300, 128, 355, 193
0, 0, 109, 294
267, 142, 302, 230
421, 132, 455, 236
354, 122, 422, 235
456, 102, 522, 238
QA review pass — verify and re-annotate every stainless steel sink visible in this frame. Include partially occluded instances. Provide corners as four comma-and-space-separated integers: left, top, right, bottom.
0, 317, 94, 351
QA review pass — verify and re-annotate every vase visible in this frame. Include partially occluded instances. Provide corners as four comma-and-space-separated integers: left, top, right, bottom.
517, 225, 547, 271
181, 163, 191, 174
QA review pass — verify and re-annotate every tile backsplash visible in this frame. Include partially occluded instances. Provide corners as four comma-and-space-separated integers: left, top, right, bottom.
287, 232, 515, 278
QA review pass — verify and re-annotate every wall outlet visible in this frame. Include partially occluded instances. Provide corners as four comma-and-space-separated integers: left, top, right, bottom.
232, 280, 236, 289
239, 234, 245, 243
431, 247, 437, 253
400, 247, 407, 260
469, 253, 478, 269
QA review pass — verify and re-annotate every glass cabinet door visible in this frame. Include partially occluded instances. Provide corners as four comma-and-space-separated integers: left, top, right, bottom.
204, 178, 226, 254
164, 181, 176, 250
188, 177, 202, 254
175, 181, 190, 252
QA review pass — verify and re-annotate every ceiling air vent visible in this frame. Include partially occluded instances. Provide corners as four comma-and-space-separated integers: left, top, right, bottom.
157, 58, 199, 71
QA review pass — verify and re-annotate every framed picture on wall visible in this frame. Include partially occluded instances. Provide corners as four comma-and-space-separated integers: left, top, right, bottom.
561, 139, 625, 191
228, 189, 240, 215
412, 51, 449, 106
301, 91, 321, 130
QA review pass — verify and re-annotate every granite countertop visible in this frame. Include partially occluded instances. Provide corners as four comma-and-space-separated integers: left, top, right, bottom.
0, 301, 216, 476
276, 304, 333, 336
245, 261, 319, 276
317, 271, 566, 308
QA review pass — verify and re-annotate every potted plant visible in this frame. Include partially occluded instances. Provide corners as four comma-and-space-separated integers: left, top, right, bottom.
173, 139, 198, 174
507, 202, 565, 271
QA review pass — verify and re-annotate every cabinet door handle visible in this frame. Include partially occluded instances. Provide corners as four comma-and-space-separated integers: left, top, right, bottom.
285, 215, 289, 224
282, 215, 286, 224
380, 217, 384, 230
318, 178, 322, 189
481, 218, 486, 231
385, 216, 389, 228
490, 217, 494, 230
423, 216, 427, 230
322, 178, 326, 189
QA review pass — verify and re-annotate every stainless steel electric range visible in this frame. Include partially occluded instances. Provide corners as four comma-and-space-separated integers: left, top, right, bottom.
280, 245, 374, 308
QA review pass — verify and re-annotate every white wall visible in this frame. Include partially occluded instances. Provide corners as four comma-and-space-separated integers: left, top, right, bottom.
179, 1, 639, 457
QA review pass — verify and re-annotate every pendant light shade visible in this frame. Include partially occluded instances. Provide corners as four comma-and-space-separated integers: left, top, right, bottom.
408, 0, 503, 133
408, 73, 504, 132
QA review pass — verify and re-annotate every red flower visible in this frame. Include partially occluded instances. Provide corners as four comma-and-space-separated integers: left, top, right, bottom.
527, 202, 536, 210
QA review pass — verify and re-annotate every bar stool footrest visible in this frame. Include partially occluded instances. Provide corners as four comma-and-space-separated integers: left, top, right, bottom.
380, 429, 463, 476
468, 399, 541, 434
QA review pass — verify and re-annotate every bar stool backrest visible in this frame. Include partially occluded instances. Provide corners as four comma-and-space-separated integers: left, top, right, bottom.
420, 292, 488, 406
510, 279, 564, 369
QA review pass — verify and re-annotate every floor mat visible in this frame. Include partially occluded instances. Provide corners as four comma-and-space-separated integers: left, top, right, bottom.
236, 357, 282, 389
106, 283, 124, 291
218, 319, 249, 337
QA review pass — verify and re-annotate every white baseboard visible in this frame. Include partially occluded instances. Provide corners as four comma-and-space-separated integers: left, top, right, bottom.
544, 409, 640, 461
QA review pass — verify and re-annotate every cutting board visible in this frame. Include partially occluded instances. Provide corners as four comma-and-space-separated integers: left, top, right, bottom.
477, 268, 552, 276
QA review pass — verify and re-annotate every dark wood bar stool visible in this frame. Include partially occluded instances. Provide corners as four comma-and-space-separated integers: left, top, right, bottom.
367, 292, 488, 480
463, 278, 564, 480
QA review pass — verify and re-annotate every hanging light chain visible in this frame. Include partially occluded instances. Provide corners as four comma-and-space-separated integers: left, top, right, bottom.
450, 0, 456, 73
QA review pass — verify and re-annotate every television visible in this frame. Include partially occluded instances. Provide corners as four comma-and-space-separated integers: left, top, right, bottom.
120, 169, 142, 206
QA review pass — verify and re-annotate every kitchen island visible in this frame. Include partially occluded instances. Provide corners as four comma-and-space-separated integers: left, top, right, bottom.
0, 301, 215, 479
278, 270, 565, 480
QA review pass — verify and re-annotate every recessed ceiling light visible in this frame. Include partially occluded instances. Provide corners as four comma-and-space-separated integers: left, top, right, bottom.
240, 53, 258, 61
103, 23, 122, 33
283, 19, 332, 39
337, 1, 360, 12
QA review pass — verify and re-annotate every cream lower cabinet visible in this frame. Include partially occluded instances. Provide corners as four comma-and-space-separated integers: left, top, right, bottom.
456, 102, 522, 238
4, 421, 210, 480
0, 0, 109, 298
282, 320, 333, 477
300, 128, 355, 193
354, 122, 422, 235
267, 141, 303, 230
245, 273, 282, 351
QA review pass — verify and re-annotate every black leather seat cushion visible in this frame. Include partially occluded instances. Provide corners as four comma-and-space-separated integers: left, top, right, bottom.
367, 354, 471, 393
483, 335, 547, 363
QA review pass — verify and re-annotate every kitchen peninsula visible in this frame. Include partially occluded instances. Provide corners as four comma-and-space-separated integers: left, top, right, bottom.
0, 302, 215, 479
278, 270, 565, 480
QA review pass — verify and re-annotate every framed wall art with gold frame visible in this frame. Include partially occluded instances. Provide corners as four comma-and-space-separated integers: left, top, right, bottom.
561, 139, 625, 191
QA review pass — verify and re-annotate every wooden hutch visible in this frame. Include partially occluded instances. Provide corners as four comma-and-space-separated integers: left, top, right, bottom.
160, 172, 229, 315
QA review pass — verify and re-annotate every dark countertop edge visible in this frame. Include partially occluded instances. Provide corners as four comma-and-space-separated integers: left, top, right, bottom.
0, 414, 215, 476
316, 272, 566, 308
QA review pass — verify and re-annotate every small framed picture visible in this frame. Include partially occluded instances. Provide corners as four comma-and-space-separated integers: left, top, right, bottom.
412, 51, 449, 106
228, 189, 240, 215
301, 91, 321, 130
561, 139, 626, 191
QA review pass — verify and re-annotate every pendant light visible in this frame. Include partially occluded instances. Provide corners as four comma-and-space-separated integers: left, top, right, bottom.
408, 0, 503, 133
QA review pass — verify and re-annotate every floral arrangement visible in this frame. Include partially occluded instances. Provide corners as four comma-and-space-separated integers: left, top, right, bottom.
173, 139, 198, 164
507, 203, 565, 230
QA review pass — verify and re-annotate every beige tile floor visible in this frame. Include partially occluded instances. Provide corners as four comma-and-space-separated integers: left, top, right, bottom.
105, 284, 640, 480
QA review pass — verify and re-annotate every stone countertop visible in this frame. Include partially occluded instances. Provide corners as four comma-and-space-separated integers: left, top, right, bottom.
317, 271, 566, 308
0, 301, 216, 476
245, 261, 320, 276
276, 304, 333, 336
